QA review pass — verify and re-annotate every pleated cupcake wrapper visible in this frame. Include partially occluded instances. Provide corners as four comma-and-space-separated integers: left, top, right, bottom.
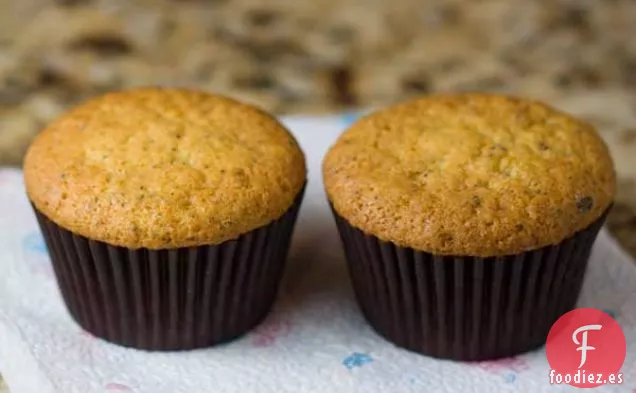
332, 206, 610, 361
32, 187, 305, 351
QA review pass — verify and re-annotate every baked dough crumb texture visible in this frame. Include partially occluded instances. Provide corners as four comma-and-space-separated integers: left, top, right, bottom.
24, 87, 306, 249
323, 93, 615, 257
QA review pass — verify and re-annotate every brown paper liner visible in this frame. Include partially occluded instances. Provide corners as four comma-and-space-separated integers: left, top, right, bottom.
32, 188, 304, 351
332, 206, 610, 361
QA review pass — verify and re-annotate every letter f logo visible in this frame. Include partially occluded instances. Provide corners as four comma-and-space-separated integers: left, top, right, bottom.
572, 324, 602, 368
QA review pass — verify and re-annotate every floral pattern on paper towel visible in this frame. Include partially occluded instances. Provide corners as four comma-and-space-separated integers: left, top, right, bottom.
56, 331, 102, 369
0, 170, 11, 186
340, 112, 360, 127
473, 356, 529, 384
602, 309, 617, 319
105, 383, 133, 391
343, 353, 373, 370
22, 232, 54, 278
474, 356, 530, 373
503, 373, 516, 383
250, 317, 292, 347
22, 232, 48, 254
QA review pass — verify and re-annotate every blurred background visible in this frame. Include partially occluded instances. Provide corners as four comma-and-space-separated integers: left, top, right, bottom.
1, 0, 634, 161
0, 0, 634, 390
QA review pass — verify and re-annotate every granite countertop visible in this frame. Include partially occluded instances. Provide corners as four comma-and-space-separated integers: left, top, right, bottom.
0, 0, 635, 390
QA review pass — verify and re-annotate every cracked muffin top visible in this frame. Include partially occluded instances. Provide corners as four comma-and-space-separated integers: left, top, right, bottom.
323, 93, 615, 257
24, 87, 306, 249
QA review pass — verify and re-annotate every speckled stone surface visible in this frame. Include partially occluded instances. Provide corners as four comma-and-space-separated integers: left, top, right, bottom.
0, 0, 635, 390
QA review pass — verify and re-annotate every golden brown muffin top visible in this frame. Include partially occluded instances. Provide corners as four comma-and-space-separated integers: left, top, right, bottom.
24, 87, 306, 249
323, 93, 615, 257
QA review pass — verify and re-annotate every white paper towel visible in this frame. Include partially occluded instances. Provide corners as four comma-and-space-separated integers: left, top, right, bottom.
0, 115, 635, 393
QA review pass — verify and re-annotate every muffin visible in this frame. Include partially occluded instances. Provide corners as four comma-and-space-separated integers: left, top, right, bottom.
323, 93, 615, 360
24, 87, 306, 350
